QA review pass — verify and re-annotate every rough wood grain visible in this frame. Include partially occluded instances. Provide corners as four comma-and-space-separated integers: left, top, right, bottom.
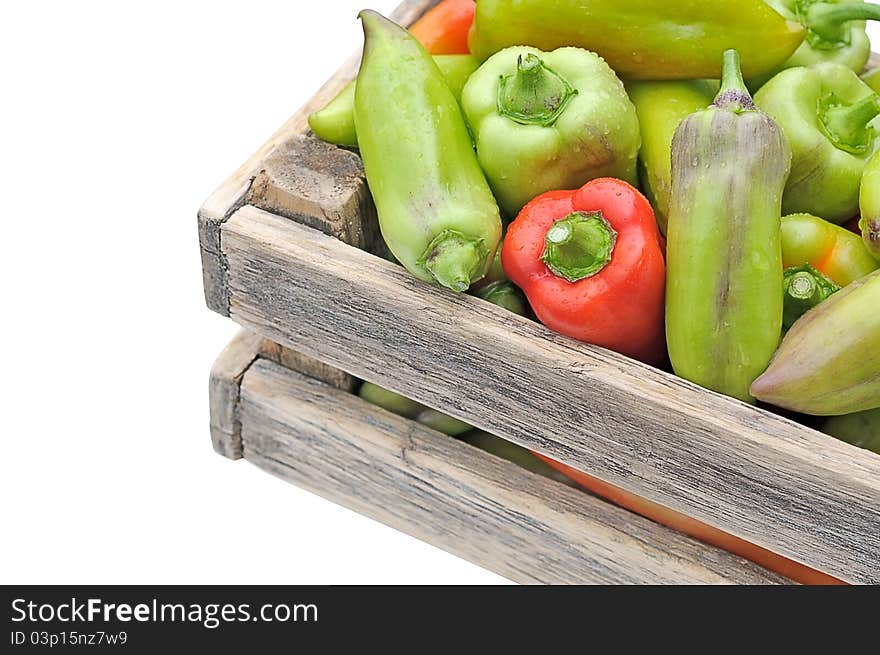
247, 134, 383, 255
197, 0, 438, 313
209, 330, 263, 459
221, 205, 880, 584
237, 358, 787, 585
258, 338, 356, 392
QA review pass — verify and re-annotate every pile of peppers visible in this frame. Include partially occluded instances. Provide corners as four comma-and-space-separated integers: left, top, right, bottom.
306, 0, 880, 581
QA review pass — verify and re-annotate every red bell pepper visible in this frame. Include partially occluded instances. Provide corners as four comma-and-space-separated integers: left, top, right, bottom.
502, 178, 666, 363
409, 0, 475, 54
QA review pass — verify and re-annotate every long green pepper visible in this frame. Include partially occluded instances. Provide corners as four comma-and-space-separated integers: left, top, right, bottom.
354, 11, 502, 292
666, 51, 791, 404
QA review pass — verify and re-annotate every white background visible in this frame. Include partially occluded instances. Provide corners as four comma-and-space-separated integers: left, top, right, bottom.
2, 2, 878, 585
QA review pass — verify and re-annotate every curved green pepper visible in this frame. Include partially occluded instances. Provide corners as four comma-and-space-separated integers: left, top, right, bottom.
460, 46, 640, 217
755, 63, 880, 223
751, 269, 880, 415
756, 1, 880, 87
822, 408, 880, 453
354, 11, 502, 292
625, 80, 719, 235
781, 213, 879, 285
860, 148, 880, 260
467, 0, 805, 80
308, 54, 479, 148
666, 51, 790, 403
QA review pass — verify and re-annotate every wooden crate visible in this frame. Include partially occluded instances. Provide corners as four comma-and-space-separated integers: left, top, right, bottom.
211, 330, 790, 584
199, 0, 880, 584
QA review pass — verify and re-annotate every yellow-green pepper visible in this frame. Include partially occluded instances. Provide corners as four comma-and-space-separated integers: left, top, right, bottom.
308, 54, 479, 148
781, 213, 879, 285
467, 0, 805, 80
461, 46, 640, 217
625, 80, 718, 235
755, 63, 880, 223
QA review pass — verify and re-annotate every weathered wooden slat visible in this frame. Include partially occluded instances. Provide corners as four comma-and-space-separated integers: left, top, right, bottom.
208, 330, 263, 459
258, 338, 356, 392
237, 358, 788, 585
221, 205, 880, 584
197, 0, 439, 314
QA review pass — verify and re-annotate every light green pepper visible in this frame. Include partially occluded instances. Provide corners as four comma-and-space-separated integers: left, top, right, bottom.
359, 382, 472, 436
625, 80, 718, 235
666, 51, 790, 403
756, 1, 880, 88
308, 54, 479, 148
355, 11, 502, 292
860, 148, 880, 259
755, 63, 880, 223
461, 46, 640, 218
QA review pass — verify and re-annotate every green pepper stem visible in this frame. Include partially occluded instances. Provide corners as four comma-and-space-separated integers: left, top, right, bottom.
419, 229, 488, 292
713, 50, 756, 113
820, 93, 880, 153
497, 53, 577, 127
782, 264, 840, 330
806, 2, 880, 45
541, 212, 617, 283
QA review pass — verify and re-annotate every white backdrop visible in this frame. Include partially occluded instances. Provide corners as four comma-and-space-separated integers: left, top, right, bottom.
2, 2, 877, 585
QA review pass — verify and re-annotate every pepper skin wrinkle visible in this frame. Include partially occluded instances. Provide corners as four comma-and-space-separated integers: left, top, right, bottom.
354, 11, 502, 292
666, 51, 791, 403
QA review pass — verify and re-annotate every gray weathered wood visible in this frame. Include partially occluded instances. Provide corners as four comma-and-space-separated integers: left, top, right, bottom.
197, 0, 438, 313
209, 330, 263, 459
221, 205, 880, 584
258, 338, 356, 392
247, 134, 385, 259
237, 358, 788, 585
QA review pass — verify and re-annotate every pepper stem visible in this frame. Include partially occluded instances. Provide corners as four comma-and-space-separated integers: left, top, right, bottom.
805, 2, 880, 47
497, 53, 577, 127
541, 212, 617, 283
782, 264, 840, 330
820, 93, 880, 154
419, 229, 488, 292
713, 50, 756, 113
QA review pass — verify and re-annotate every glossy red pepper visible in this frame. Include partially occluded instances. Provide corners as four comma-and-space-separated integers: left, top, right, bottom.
502, 178, 666, 364
410, 0, 475, 55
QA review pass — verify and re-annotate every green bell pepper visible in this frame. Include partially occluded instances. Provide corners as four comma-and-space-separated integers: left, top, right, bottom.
862, 67, 880, 92
354, 10, 502, 292
467, 0, 805, 80
460, 46, 640, 217
666, 51, 790, 404
755, 63, 880, 223
625, 80, 719, 235
822, 408, 880, 453
308, 54, 479, 148
458, 431, 578, 487
860, 148, 880, 260
756, 1, 880, 87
